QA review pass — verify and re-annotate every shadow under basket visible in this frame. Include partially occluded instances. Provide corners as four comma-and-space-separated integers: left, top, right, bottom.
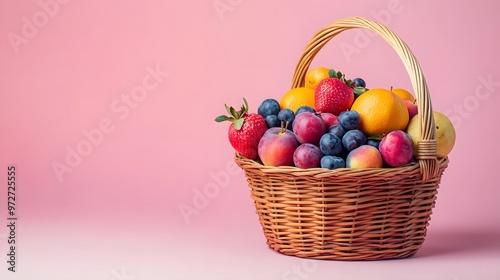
235, 16, 451, 261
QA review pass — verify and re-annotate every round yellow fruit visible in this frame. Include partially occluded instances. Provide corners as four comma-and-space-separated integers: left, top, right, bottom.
305, 67, 330, 90
406, 112, 456, 158
280, 87, 315, 113
350, 88, 409, 136
391, 88, 415, 102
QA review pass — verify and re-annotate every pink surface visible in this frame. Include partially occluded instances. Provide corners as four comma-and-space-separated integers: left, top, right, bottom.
0, 0, 499, 279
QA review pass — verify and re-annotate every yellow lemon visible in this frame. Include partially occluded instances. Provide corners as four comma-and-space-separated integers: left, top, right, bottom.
406, 112, 456, 158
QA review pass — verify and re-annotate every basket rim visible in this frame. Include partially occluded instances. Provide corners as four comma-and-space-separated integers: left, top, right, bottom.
235, 152, 449, 179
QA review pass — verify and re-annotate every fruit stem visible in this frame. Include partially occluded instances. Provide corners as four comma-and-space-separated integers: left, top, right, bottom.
215, 97, 249, 130
279, 121, 287, 134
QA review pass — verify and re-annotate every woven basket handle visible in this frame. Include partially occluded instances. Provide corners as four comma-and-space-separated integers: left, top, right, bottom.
291, 16, 438, 181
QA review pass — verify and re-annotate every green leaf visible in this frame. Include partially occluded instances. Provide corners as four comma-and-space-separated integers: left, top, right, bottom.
225, 104, 232, 116
233, 118, 244, 130
368, 134, 384, 140
214, 115, 230, 122
353, 87, 367, 96
336, 71, 343, 79
243, 97, 248, 109
241, 98, 249, 116
229, 106, 239, 119
328, 69, 337, 78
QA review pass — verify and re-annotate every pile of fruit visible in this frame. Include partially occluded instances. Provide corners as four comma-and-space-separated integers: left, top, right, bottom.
216, 67, 456, 170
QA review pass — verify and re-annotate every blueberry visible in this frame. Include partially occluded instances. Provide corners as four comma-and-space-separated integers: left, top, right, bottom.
319, 133, 343, 156
367, 139, 381, 149
278, 108, 295, 129
338, 110, 360, 130
265, 115, 280, 128
337, 147, 350, 159
328, 124, 346, 139
342, 129, 367, 152
321, 155, 346, 170
353, 78, 366, 88
295, 106, 315, 115
258, 99, 280, 118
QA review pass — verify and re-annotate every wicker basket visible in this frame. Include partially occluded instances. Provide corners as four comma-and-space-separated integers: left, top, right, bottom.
235, 16, 450, 261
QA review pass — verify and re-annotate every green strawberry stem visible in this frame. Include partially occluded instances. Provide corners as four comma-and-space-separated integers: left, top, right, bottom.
327, 68, 367, 96
215, 98, 249, 130
368, 134, 385, 140
353, 87, 368, 97
328, 69, 337, 78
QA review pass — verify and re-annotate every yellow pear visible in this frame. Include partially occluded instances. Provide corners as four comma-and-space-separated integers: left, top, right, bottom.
406, 112, 456, 159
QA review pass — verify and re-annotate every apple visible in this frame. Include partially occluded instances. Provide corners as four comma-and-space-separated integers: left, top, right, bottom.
258, 127, 299, 166
346, 145, 383, 168
403, 98, 418, 119
379, 130, 414, 167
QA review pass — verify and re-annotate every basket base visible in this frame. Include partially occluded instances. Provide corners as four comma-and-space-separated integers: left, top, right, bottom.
261, 220, 428, 261
236, 153, 449, 261
265, 238, 421, 261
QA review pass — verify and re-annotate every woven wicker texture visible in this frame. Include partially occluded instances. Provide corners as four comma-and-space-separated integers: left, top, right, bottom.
235, 17, 449, 260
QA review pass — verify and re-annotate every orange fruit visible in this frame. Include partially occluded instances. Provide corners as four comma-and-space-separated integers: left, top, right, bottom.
391, 88, 415, 103
280, 87, 315, 113
351, 88, 409, 136
305, 67, 330, 90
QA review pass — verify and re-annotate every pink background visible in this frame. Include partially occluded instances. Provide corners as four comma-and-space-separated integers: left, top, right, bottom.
1, 0, 499, 279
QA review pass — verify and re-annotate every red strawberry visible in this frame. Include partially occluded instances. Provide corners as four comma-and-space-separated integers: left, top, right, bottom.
215, 98, 267, 159
315, 77, 354, 116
